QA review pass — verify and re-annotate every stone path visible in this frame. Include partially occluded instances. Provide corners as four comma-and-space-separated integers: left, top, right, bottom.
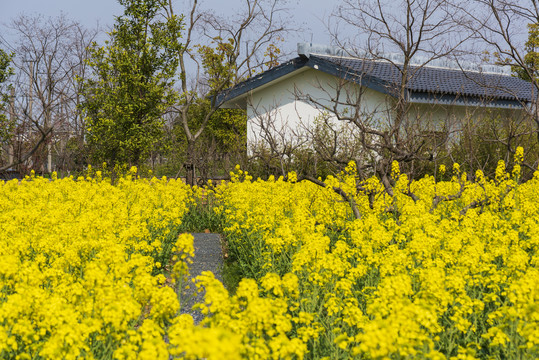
179, 233, 223, 324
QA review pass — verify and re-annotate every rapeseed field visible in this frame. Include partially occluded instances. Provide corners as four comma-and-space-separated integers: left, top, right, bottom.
2, 150, 539, 359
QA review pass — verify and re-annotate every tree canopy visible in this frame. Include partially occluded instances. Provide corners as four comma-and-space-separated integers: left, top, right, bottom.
513, 23, 539, 82
0, 48, 13, 146
81, 0, 183, 167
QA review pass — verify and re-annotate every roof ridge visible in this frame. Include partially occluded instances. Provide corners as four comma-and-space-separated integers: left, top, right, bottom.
311, 53, 515, 77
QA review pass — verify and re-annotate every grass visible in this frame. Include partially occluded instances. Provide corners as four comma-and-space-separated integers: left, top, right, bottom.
220, 258, 242, 295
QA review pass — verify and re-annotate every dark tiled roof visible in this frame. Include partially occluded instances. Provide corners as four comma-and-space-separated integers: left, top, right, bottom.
218, 54, 534, 107
312, 54, 533, 102
216, 57, 308, 105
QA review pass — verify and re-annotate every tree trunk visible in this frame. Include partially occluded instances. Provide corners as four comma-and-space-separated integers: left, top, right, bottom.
186, 140, 196, 186
7, 88, 15, 166
47, 141, 52, 173
535, 94, 539, 144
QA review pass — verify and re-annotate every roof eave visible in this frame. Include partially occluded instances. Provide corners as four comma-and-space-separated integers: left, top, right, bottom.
409, 91, 530, 109
217, 56, 309, 108
217, 54, 532, 109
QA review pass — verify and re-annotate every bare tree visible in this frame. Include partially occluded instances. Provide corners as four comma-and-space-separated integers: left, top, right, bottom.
0, 14, 98, 174
456, 0, 539, 171
247, 100, 312, 176
236, 0, 479, 219
164, 0, 293, 185
289, 0, 470, 193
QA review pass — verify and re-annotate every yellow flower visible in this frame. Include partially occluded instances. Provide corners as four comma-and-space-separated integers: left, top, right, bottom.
514, 146, 524, 164
391, 160, 400, 179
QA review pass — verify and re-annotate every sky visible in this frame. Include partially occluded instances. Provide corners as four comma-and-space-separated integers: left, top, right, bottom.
0, 0, 335, 56
1, 0, 524, 69
0, 0, 124, 31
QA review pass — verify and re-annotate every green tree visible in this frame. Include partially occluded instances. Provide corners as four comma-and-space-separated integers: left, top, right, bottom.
179, 36, 241, 184
0, 48, 13, 146
81, 0, 183, 167
513, 23, 539, 82
161, 0, 290, 185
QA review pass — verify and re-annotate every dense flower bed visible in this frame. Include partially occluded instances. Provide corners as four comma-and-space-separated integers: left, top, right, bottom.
188, 151, 539, 359
0, 170, 194, 359
3, 149, 539, 359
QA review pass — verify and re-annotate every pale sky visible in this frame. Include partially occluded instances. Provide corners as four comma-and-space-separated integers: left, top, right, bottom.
0, 0, 335, 55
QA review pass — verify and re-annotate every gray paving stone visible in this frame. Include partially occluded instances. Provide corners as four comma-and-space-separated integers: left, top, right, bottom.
179, 233, 223, 324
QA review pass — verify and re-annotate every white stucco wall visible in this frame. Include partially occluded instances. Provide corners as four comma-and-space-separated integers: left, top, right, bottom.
225, 67, 527, 154
243, 68, 392, 152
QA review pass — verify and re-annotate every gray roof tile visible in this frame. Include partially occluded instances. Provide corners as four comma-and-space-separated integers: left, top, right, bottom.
313, 54, 534, 102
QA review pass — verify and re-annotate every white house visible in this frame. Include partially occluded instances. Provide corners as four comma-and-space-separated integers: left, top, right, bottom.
217, 43, 533, 156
